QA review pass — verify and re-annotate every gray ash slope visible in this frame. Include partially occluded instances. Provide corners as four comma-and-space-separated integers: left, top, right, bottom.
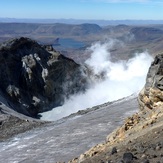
0, 95, 138, 163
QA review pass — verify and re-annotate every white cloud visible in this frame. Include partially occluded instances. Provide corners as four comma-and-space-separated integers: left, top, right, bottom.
41, 40, 153, 121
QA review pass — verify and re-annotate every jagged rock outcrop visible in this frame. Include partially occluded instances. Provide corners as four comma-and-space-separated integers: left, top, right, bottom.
0, 37, 89, 117
138, 53, 163, 111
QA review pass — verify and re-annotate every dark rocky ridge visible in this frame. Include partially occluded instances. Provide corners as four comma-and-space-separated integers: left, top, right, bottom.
0, 37, 90, 117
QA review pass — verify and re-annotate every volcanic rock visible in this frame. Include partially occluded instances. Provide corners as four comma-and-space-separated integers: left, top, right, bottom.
0, 37, 89, 117
138, 53, 163, 111
122, 152, 135, 162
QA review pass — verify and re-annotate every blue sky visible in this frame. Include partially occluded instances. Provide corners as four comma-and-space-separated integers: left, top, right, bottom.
0, 0, 163, 20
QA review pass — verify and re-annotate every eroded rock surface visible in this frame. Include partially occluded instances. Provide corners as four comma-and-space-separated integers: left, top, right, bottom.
138, 53, 163, 110
0, 37, 89, 117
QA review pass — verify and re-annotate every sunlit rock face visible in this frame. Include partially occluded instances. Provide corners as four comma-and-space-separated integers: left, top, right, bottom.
0, 37, 89, 117
138, 53, 163, 110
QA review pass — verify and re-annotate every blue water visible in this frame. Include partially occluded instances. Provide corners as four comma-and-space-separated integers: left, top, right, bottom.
53, 38, 85, 49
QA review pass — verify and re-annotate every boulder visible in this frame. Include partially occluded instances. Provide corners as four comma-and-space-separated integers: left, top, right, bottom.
0, 37, 89, 117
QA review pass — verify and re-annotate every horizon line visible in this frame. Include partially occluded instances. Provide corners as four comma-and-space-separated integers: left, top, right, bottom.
1, 17, 163, 21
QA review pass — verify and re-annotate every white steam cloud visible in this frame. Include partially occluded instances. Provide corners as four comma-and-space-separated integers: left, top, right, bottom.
41, 40, 153, 121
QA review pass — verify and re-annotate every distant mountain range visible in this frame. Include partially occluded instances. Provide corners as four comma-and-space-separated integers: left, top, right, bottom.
1, 18, 163, 26
1, 22, 163, 63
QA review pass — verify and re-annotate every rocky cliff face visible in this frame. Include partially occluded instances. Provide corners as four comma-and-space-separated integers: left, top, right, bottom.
138, 53, 163, 111
0, 37, 89, 117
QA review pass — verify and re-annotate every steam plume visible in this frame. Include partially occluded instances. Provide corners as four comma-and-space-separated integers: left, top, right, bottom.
41, 40, 153, 121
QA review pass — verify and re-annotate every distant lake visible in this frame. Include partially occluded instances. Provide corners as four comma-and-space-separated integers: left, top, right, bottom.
53, 38, 85, 49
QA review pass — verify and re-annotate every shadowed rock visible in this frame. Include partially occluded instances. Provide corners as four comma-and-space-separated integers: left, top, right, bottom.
0, 37, 89, 117
122, 152, 134, 163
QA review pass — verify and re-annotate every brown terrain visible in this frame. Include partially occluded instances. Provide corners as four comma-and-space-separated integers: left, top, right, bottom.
1, 23, 163, 63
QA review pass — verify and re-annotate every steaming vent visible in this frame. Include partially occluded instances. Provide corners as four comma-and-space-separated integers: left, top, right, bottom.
41, 40, 153, 121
